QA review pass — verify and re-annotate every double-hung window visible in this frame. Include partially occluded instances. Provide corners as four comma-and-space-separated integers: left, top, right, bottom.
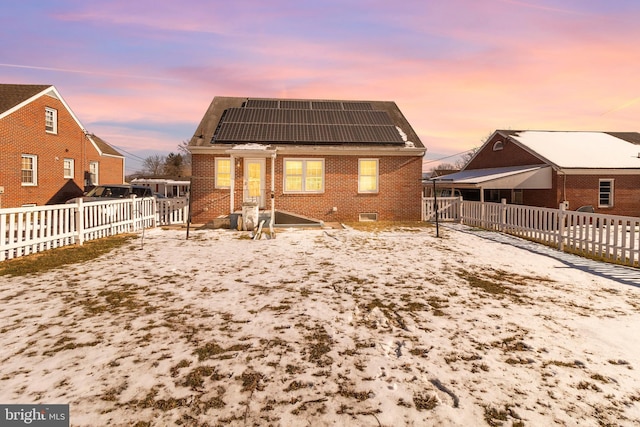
89, 161, 99, 186
284, 159, 324, 193
45, 107, 57, 134
358, 159, 378, 193
64, 158, 74, 179
215, 158, 231, 188
599, 179, 614, 208
21, 154, 38, 186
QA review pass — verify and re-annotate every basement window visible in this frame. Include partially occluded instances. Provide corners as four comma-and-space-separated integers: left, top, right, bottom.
359, 213, 378, 222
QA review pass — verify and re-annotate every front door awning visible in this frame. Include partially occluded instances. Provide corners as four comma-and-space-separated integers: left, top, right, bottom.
432, 164, 552, 189
225, 144, 277, 158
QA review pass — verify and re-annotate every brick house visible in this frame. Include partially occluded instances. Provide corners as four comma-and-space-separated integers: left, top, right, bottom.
188, 97, 426, 224
434, 130, 640, 216
0, 84, 125, 207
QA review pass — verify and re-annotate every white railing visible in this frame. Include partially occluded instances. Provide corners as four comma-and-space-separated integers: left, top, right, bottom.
423, 197, 640, 267
422, 197, 462, 222
1, 197, 188, 261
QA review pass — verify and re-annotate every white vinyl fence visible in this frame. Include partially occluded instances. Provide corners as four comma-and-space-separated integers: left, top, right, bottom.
423, 197, 640, 267
1, 197, 188, 261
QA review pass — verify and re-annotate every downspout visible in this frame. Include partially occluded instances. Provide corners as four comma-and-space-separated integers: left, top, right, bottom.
270, 151, 276, 232
230, 155, 235, 214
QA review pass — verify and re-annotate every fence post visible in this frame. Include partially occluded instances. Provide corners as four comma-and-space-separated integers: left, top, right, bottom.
558, 202, 566, 251
500, 199, 507, 232
130, 196, 137, 232
76, 198, 84, 245
457, 196, 463, 224
152, 197, 158, 228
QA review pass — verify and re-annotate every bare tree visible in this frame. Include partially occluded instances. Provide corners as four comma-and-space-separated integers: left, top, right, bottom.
430, 162, 456, 172
142, 154, 166, 176
178, 141, 191, 164
454, 148, 479, 169
177, 140, 192, 176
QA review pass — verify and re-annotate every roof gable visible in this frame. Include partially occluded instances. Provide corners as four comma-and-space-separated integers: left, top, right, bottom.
0, 84, 88, 134
87, 134, 123, 158
0, 84, 53, 117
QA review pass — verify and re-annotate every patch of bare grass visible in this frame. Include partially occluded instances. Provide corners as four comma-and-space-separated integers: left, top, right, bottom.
0, 234, 136, 277
344, 221, 432, 232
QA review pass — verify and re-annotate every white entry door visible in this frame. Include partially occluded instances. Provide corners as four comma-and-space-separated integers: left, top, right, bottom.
244, 158, 265, 208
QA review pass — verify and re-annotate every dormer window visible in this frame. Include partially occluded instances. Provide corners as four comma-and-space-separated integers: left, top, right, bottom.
492, 140, 504, 151
45, 107, 57, 134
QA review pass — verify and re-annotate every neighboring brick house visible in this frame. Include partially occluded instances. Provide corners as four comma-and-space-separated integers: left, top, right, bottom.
0, 84, 125, 207
188, 97, 426, 224
434, 130, 640, 216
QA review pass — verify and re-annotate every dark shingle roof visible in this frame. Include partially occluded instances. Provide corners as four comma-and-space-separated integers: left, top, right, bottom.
0, 84, 51, 114
190, 97, 424, 148
88, 134, 123, 157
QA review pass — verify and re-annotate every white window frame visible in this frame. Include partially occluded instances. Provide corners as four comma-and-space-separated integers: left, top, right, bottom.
63, 158, 74, 179
215, 157, 231, 189
21, 154, 38, 186
89, 161, 99, 186
358, 158, 379, 193
598, 179, 614, 208
45, 107, 58, 134
283, 158, 325, 193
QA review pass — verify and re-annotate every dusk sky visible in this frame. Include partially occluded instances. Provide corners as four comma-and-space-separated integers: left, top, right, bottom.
3, 0, 640, 174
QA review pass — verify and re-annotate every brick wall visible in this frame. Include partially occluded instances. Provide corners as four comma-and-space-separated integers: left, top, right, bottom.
466, 134, 542, 169
0, 95, 124, 207
563, 174, 640, 217
190, 153, 423, 224
466, 135, 640, 217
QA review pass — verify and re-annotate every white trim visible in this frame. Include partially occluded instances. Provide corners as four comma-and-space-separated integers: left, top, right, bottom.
359, 213, 378, 222
89, 161, 99, 186
358, 158, 379, 193
45, 107, 58, 134
598, 178, 614, 208
0, 86, 88, 134
558, 168, 640, 175
21, 154, 38, 186
63, 158, 74, 179
215, 157, 231, 189
283, 158, 325, 194
190, 145, 425, 157
244, 158, 266, 207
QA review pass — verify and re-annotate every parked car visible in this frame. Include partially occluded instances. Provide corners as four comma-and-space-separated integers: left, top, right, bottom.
66, 184, 153, 203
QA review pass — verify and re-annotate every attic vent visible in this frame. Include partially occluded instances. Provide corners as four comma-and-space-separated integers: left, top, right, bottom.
493, 141, 504, 151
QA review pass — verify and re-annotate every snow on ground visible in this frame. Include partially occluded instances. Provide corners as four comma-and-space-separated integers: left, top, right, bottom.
1, 224, 640, 426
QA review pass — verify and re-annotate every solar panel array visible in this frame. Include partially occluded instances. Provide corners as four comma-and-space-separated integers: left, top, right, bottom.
214, 99, 403, 144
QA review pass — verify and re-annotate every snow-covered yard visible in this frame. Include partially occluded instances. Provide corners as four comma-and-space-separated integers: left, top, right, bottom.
1, 224, 639, 426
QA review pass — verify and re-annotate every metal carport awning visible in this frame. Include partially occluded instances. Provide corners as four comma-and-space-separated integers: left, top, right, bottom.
431, 164, 552, 202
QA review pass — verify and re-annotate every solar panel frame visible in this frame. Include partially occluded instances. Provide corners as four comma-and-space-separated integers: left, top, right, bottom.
212, 100, 404, 144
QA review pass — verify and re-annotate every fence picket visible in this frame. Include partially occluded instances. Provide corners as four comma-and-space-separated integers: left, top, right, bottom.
423, 197, 640, 268
1, 197, 188, 262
